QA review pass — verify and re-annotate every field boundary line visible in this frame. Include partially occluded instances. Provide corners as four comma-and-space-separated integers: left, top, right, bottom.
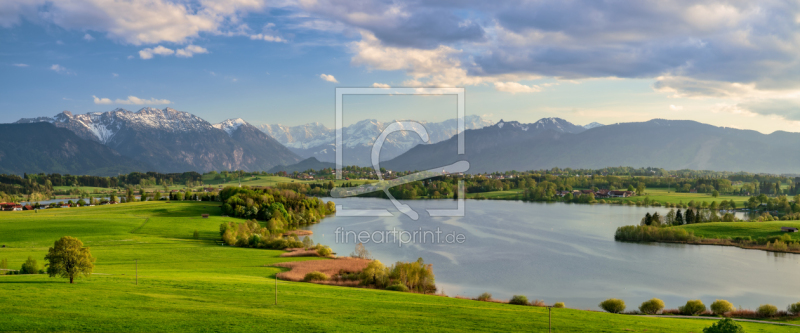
640, 315, 800, 327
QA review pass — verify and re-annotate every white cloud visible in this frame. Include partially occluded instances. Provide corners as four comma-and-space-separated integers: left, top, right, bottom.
372, 83, 390, 88
351, 32, 535, 87
250, 34, 285, 42
12, 63, 28, 67
320, 73, 338, 83
139, 45, 174, 59
112, 73, 118, 77
139, 45, 208, 59
493, 82, 541, 94
669, 105, 684, 111
50, 64, 72, 74
56, 40, 64, 45
1, 0, 271, 45
175, 45, 208, 57
83, 33, 94, 41
92, 95, 171, 105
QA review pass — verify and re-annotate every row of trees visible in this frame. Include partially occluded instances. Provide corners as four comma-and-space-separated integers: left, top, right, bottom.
357, 258, 436, 293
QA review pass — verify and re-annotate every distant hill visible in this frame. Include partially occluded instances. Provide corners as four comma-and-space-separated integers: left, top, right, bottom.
16, 109, 301, 173
268, 157, 336, 173
0, 122, 152, 176
382, 118, 800, 174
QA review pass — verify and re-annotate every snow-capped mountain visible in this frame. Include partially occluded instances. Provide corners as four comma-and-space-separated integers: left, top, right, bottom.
212, 118, 248, 136
16, 108, 301, 173
584, 122, 605, 129
258, 115, 494, 166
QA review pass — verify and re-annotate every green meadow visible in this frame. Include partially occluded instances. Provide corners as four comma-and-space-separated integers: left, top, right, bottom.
676, 221, 800, 240
0, 202, 795, 332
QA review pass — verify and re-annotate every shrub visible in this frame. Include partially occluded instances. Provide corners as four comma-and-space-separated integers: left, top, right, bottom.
679, 300, 706, 316
757, 304, 778, 317
385, 284, 409, 292
477, 292, 492, 302
303, 271, 328, 282
788, 302, 800, 315
710, 299, 734, 315
599, 298, 626, 313
553, 302, 565, 308
530, 299, 546, 307
702, 318, 744, 333
192, 230, 199, 239
316, 246, 333, 257
20, 256, 39, 274
509, 295, 528, 305
639, 298, 665, 315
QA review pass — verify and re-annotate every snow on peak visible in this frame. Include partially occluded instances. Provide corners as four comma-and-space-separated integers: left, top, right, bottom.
584, 122, 604, 129
213, 118, 248, 136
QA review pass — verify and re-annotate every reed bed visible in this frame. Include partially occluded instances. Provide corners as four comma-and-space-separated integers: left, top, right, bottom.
274, 257, 371, 282
279, 248, 321, 257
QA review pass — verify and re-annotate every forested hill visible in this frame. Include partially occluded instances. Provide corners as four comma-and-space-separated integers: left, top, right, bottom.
0, 123, 152, 176
382, 119, 800, 174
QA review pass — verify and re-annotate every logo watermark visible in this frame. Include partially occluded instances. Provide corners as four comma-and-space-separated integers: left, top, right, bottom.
334, 227, 466, 247
332, 87, 469, 220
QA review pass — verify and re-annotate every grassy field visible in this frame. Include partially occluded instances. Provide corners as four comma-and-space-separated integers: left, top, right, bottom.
675, 221, 800, 240
608, 188, 751, 206
0, 202, 795, 332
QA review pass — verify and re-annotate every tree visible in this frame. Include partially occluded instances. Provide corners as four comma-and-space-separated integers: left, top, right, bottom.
44, 236, 96, 284
643, 212, 652, 226
686, 209, 695, 224
351, 242, 371, 259
639, 298, 665, 315
302, 236, 314, 250
675, 209, 684, 225
599, 298, 626, 313
703, 318, 744, 333
710, 299, 734, 315
712, 190, 719, 198
636, 183, 646, 196
20, 256, 39, 274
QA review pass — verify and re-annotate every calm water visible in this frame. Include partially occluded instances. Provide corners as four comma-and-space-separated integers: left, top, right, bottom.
307, 198, 800, 310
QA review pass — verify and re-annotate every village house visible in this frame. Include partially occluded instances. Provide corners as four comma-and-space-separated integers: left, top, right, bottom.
608, 190, 634, 198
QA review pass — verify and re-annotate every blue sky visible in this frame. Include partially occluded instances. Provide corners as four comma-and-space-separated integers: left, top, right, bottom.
2, 0, 800, 132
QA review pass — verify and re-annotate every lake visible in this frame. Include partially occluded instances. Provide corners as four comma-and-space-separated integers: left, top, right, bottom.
307, 198, 800, 310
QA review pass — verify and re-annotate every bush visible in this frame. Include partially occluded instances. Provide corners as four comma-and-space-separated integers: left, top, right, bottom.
385, 284, 409, 292
703, 318, 744, 333
553, 302, 565, 308
710, 299, 735, 315
477, 292, 492, 302
679, 300, 706, 316
757, 304, 778, 317
192, 230, 199, 239
316, 246, 333, 257
599, 298, 626, 313
303, 271, 328, 282
509, 295, 528, 305
788, 302, 800, 315
639, 298, 665, 315
19, 256, 38, 274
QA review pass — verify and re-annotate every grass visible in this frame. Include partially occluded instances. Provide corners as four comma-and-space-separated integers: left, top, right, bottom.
0, 202, 796, 332
608, 188, 752, 206
675, 221, 800, 240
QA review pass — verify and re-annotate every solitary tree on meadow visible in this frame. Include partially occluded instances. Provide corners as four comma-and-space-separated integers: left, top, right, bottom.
44, 236, 96, 284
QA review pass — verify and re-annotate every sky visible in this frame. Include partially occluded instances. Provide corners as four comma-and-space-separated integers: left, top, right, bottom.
2, 0, 800, 133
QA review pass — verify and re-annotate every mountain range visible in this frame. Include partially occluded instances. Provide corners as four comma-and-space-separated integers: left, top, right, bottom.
14, 108, 300, 174
0, 122, 152, 176
5, 107, 800, 176
381, 118, 800, 174
258, 116, 495, 166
